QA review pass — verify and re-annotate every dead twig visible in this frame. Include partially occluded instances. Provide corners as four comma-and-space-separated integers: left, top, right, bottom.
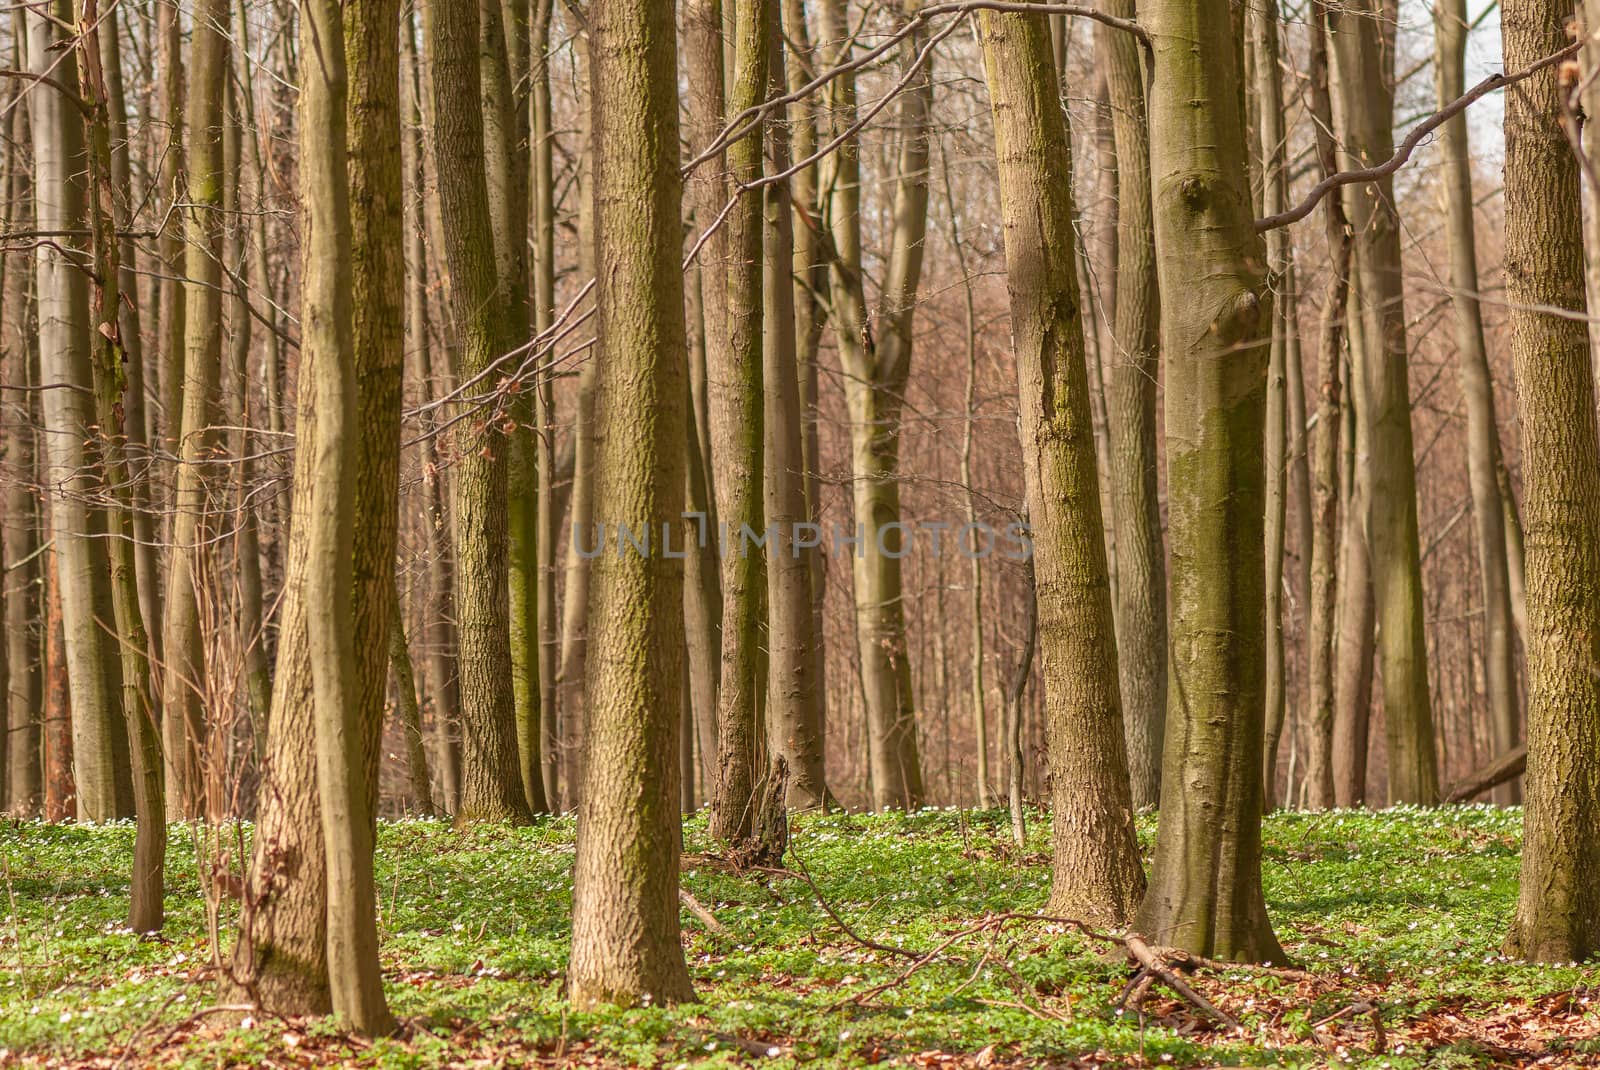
1124, 934, 1242, 1031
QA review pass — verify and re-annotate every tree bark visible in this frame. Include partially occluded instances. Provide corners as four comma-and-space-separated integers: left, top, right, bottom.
568, 0, 696, 1007
162, 0, 230, 819
1096, 0, 1165, 812
762, 8, 827, 810
28, 0, 133, 823
427, 0, 535, 825
78, 0, 166, 932
708, 0, 770, 846
979, 4, 1146, 926
1134, 0, 1284, 960
1502, 0, 1600, 963
1303, 0, 1347, 811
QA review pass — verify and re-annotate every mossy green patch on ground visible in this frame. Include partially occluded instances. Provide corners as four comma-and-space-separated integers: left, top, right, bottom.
2, 806, 1596, 1068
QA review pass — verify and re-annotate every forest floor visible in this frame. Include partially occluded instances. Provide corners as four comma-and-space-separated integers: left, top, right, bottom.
1, 805, 1597, 1069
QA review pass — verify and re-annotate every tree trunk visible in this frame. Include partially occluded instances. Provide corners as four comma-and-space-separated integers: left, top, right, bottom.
762, 6, 827, 811
1097, 1, 1165, 812
1135, 0, 1284, 961
297, 0, 395, 1029
819, 0, 927, 811
162, 0, 230, 819
389, 581, 435, 816
708, 0, 770, 846
1436, 0, 1520, 805
531, 0, 561, 810
401, 11, 462, 813
1303, 0, 1347, 811
1502, 0, 1600, 963
1327, 0, 1439, 804
486, 0, 547, 818
78, 0, 166, 932
979, 4, 1146, 926
427, 0, 535, 825
1250, 0, 1297, 810
568, 0, 696, 1007
783, 0, 829, 781
28, 0, 134, 823
1332, 297, 1375, 807
2, 26, 41, 818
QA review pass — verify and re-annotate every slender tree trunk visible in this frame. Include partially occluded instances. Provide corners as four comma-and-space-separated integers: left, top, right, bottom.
1303, 0, 1347, 811
1328, 0, 1439, 804
760, 5, 827, 811
1135, 0, 1284, 960
708, 0, 770, 846
162, 0, 230, 819
980, 4, 1146, 925
401, 11, 462, 813
297, 0, 395, 1029
155, 0, 185, 523
389, 581, 435, 816
99, 0, 162, 671
2, 29, 41, 818
28, 0, 134, 823
555, 19, 597, 802
568, 0, 696, 1007
819, 0, 927, 810
79, 0, 166, 931
43, 552, 73, 820
1437, 0, 1520, 804
1503, 0, 1600, 963
1251, 0, 1297, 809
223, 56, 272, 747
1333, 297, 1375, 807
783, 0, 829, 777
427, 0, 535, 825
485, 0, 547, 818
531, 0, 561, 809
1096, 2, 1165, 811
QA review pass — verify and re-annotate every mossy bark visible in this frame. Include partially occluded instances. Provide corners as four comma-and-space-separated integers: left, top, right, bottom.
567, 0, 696, 1008
1134, 0, 1284, 961
428, 0, 534, 826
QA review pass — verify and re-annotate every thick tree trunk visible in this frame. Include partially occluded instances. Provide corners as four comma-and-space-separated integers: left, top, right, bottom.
428, 0, 534, 825
28, 1, 134, 824
1328, 0, 1439, 804
568, 0, 696, 1007
1135, 0, 1284, 961
1097, 2, 1165, 812
1503, 0, 1600, 963
979, 4, 1146, 926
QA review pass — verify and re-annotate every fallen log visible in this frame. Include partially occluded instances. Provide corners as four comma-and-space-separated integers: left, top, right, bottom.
1444, 745, 1527, 803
